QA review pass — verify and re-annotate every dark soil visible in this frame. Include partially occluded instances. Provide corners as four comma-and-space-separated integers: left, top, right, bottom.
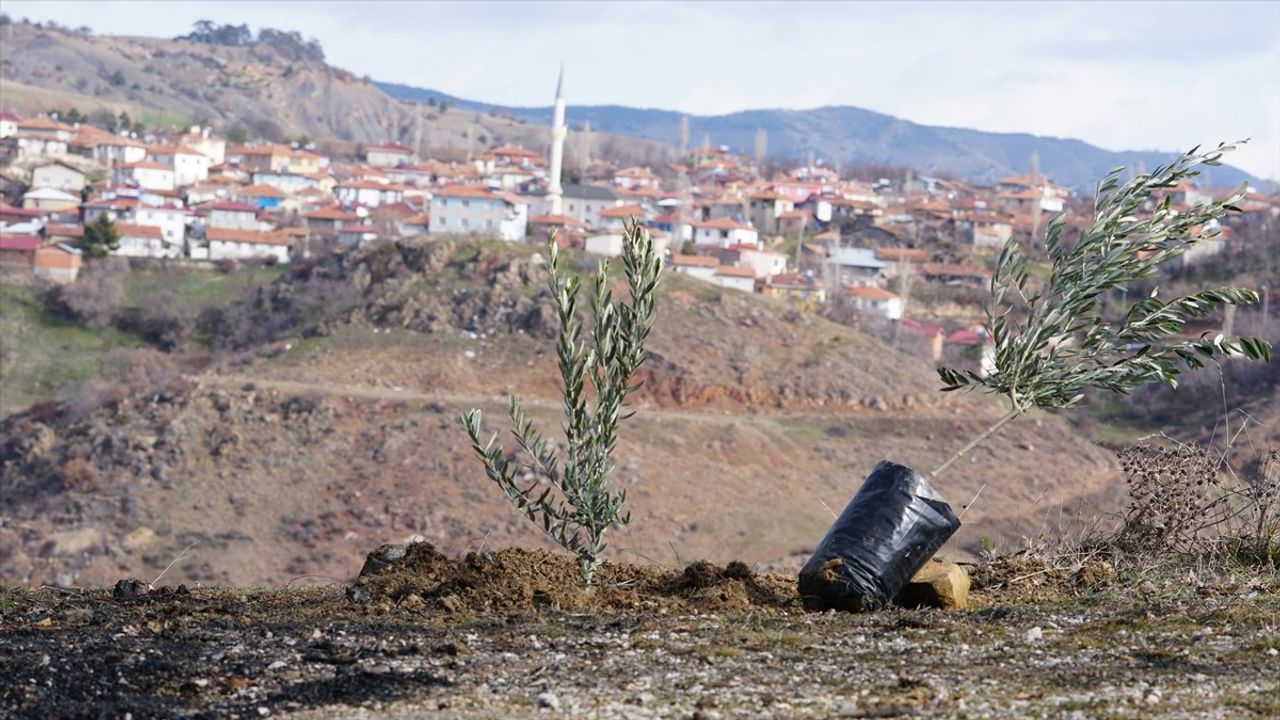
353, 544, 798, 616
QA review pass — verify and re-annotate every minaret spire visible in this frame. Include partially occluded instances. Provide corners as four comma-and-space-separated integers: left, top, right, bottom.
547, 65, 567, 216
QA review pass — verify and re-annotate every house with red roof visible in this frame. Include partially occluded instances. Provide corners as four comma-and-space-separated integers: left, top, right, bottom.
205, 228, 292, 264
149, 145, 211, 187
669, 254, 719, 281
135, 205, 191, 252
692, 217, 759, 249
206, 200, 261, 231
116, 223, 177, 259
710, 264, 758, 293
34, 243, 82, 284
335, 180, 405, 208
0, 234, 41, 267
842, 285, 904, 320
304, 206, 359, 236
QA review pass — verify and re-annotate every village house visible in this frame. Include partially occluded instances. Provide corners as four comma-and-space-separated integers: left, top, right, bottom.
230, 145, 324, 176
335, 180, 405, 208
706, 244, 787, 278
428, 186, 528, 241
613, 166, 660, 191
528, 214, 587, 238
584, 228, 669, 258
597, 204, 649, 231
149, 145, 211, 187
697, 197, 748, 223
842, 285, 905, 320
205, 201, 261, 231
0, 234, 40, 268
487, 145, 542, 169
399, 214, 430, 237
115, 223, 176, 259
1, 203, 52, 227
176, 126, 227, 164
762, 272, 826, 309
43, 223, 84, 245
205, 228, 291, 264
22, 187, 79, 213
30, 161, 86, 194
236, 184, 287, 209
827, 247, 888, 287
692, 217, 759, 249
16, 117, 75, 143
134, 205, 189, 253
545, 184, 621, 228
34, 243, 82, 284
90, 134, 147, 166
957, 213, 1014, 248
111, 160, 174, 192
0, 112, 18, 139
919, 262, 992, 287
365, 143, 416, 168
748, 190, 796, 235
669, 254, 719, 281
81, 197, 138, 224
710, 265, 758, 293
304, 206, 359, 237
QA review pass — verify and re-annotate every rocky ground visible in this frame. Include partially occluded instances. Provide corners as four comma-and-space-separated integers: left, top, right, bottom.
2, 549, 1277, 719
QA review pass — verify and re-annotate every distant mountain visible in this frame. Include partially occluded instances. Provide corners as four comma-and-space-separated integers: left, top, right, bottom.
378, 81, 1263, 192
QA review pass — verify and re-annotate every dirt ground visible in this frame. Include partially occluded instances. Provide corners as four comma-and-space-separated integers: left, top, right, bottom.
2, 549, 1278, 719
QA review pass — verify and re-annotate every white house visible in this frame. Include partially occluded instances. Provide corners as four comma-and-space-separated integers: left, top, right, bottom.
205, 228, 291, 264
0, 112, 18, 139
428, 186, 528, 241
134, 205, 189, 254
177, 126, 227, 165
149, 145, 211, 187
206, 201, 261, 231
692, 218, 759, 249
842, 285, 904, 320
115, 223, 178, 259
93, 136, 148, 166
335, 180, 404, 208
709, 265, 758, 293
553, 184, 625, 229
21, 187, 79, 213
584, 230, 669, 258
669, 254, 719, 281
31, 161, 86, 194
115, 161, 176, 192
596, 203, 649, 232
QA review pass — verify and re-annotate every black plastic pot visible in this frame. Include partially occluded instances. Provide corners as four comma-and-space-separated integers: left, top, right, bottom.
798, 460, 961, 611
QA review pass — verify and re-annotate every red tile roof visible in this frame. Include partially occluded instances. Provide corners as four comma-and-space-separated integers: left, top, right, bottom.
529, 214, 586, 226
206, 228, 290, 246
116, 224, 163, 239
671, 254, 719, 268
0, 234, 42, 252
208, 200, 259, 213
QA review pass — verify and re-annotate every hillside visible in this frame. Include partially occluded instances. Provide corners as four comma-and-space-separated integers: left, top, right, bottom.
0, 22, 672, 164
378, 82, 1266, 191
0, 239, 1121, 589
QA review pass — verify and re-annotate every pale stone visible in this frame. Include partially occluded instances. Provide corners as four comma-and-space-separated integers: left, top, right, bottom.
895, 559, 970, 610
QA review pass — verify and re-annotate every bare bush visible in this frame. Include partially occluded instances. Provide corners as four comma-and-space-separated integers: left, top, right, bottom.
43, 258, 128, 329
115, 298, 193, 352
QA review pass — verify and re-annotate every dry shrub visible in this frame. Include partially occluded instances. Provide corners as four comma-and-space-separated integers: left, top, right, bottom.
57, 457, 98, 491
42, 257, 127, 329
1115, 443, 1280, 568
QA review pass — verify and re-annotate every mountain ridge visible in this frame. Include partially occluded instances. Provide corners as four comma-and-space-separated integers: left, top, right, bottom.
377, 80, 1266, 191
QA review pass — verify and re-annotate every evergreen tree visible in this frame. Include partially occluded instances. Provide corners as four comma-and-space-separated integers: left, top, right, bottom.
83, 214, 121, 258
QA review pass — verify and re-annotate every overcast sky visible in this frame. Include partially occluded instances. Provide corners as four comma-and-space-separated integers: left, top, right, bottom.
7, 1, 1279, 179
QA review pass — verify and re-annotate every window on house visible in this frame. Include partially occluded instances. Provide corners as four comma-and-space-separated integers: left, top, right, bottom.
463, 200, 470, 209
569, 204, 575, 213
461, 218, 469, 229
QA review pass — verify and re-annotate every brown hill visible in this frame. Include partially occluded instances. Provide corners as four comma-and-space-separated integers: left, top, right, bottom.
0, 22, 673, 163
0, 239, 1122, 588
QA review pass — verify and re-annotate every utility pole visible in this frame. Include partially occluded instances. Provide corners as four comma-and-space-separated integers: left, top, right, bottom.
579, 119, 592, 178
679, 115, 689, 156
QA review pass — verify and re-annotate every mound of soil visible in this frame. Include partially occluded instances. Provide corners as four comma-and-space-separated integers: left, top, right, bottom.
353, 543, 801, 616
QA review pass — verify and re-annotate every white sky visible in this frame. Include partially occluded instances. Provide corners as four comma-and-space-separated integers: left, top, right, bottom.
5, 1, 1279, 180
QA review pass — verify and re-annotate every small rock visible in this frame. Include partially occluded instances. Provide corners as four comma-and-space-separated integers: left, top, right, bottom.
113, 578, 148, 601
357, 543, 407, 578
345, 585, 369, 604
1025, 626, 1043, 643
895, 559, 970, 610
534, 691, 560, 711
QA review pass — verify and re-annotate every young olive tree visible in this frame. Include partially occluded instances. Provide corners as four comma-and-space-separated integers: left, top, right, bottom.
461, 220, 663, 585
932, 142, 1271, 480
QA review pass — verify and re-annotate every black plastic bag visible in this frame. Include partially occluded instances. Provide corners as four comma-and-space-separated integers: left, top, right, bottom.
798, 460, 961, 611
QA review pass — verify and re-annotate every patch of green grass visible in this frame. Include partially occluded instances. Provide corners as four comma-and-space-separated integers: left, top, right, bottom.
123, 265, 284, 314
0, 282, 139, 418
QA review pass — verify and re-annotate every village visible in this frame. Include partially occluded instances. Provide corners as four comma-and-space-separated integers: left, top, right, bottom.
1, 74, 1277, 366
